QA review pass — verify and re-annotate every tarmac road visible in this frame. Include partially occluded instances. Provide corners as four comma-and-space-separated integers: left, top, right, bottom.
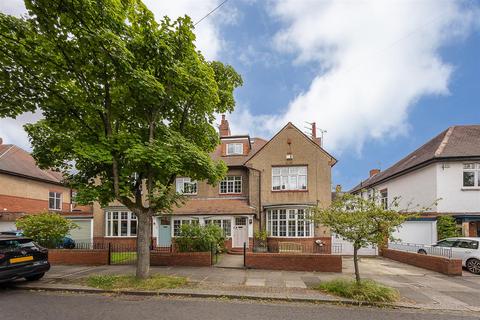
1, 289, 479, 320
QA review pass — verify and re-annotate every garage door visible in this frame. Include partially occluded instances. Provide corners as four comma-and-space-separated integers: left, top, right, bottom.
392, 220, 437, 245
67, 219, 92, 243
0, 221, 17, 232
332, 233, 378, 256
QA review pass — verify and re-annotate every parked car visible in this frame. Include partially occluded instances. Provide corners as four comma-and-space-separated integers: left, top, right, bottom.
0, 230, 76, 249
417, 237, 480, 274
0, 235, 50, 283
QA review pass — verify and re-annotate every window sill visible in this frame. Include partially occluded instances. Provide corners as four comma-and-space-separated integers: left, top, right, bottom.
104, 236, 137, 238
267, 236, 314, 239
461, 187, 480, 191
219, 193, 243, 196
271, 190, 308, 193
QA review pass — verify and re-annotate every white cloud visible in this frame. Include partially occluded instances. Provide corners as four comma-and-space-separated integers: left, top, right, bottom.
0, 112, 40, 150
251, 0, 479, 153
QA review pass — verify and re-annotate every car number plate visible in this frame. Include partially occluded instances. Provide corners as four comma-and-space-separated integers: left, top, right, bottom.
10, 256, 34, 264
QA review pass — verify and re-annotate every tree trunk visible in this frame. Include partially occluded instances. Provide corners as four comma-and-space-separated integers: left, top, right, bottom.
353, 246, 361, 284
136, 211, 151, 279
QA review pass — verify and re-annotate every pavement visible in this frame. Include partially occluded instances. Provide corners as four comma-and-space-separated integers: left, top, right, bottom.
6, 256, 480, 313
2, 290, 480, 320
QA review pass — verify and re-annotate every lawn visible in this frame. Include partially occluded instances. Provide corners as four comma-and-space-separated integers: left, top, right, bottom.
316, 279, 399, 303
86, 274, 188, 291
110, 252, 137, 264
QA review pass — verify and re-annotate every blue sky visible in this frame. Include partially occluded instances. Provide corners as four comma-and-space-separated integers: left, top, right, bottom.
1, 0, 480, 190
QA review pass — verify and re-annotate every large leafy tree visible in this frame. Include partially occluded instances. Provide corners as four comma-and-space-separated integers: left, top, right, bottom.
313, 193, 407, 284
0, 0, 242, 278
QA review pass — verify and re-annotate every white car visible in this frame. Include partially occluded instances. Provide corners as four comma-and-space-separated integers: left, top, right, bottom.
417, 237, 480, 274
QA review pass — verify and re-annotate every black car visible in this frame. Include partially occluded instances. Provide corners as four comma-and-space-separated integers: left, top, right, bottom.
0, 235, 50, 283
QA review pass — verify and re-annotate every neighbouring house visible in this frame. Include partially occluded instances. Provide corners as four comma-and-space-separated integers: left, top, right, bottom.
92, 115, 337, 251
350, 125, 480, 245
0, 138, 93, 241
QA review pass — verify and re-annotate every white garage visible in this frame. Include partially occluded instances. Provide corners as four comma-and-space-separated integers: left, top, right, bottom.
0, 221, 17, 232
67, 219, 93, 243
392, 220, 437, 245
332, 233, 378, 256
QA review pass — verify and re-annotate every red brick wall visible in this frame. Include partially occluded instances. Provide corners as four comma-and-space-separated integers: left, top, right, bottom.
48, 249, 109, 265
150, 251, 211, 267
382, 248, 462, 276
246, 252, 342, 272
267, 237, 332, 253
0, 194, 71, 214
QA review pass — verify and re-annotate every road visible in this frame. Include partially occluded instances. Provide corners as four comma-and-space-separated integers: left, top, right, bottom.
0, 289, 479, 320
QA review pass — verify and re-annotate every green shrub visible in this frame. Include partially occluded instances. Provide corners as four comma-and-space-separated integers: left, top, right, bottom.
175, 223, 225, 252
317, 279, 399, 303
437, 216, 461, 240
15, 212, 78, 248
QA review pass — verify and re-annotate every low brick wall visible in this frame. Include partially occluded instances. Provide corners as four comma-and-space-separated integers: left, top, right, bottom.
266, 237, 332, 254
245, 252, 342, 272
150, 251, 212, 267
382, 248, 462, 276
48, 249, 109, 265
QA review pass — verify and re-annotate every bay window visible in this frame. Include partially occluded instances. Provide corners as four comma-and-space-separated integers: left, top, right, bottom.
105, 211, 137, 237
272, 166, 307, 191
206, 219, 232, 237
267, 208, 313, 237
463, 163, 480, 188
220, 176, 242, 194
172, 218, 199, 236
176, 177, 197, 195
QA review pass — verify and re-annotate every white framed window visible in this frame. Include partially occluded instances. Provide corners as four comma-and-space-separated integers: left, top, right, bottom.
272, 166, 307, 191
49, 192, 62, 210
380, 189, 388, 209
172, 218, 199, 237
463, 163, 480, 188
226, 143, 243, 155
266, 208, 313, 237
176, 177, 197, 195
206, 219, 232, 237
105, 211, 137, 237
220, 176, 242, 194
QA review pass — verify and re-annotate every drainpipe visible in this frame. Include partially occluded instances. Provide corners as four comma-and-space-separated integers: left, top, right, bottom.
246, 166, 262, 231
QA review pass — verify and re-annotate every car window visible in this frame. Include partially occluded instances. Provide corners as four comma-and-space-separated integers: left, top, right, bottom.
456, 240, 479, 249
436, 240, 457, 247
0, 239, 35, 250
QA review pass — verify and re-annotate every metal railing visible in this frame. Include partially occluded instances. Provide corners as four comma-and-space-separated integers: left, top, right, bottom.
252, 239, 342, 254
388, 242, 452, 259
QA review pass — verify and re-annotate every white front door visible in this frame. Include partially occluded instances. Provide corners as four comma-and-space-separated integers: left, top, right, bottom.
233, 217, 248, 248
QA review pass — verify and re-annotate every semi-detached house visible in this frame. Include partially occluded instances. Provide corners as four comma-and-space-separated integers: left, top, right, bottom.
93, 116, 337, 250
351, 125, 480, 245
0, 138, 93, 239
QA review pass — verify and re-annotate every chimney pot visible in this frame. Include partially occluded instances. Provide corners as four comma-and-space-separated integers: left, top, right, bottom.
0, 137, 2, 145
312, 122, 317, 139
369, 169, 381, 177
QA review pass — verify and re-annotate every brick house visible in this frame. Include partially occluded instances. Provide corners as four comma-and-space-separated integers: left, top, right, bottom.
0, 138, 93, 240
351, 125, 480, 244
93, 116, 337, 251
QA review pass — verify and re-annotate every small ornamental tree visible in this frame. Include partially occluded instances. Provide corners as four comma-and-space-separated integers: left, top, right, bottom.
437, 215, 461, 240
312, 193, 407, 284
0, 0, 242, 278
15, 212, 78, 248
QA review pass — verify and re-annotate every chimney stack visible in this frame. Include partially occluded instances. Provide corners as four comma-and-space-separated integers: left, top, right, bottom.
219, 114, 231, 137
369, 169, 380, 177
311, 122, 317, 138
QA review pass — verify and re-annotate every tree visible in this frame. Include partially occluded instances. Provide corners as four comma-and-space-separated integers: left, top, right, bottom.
437, 215, 461, 240
16, 212, 78, 248
0, 0, 242, 278
312, 193, 407, 284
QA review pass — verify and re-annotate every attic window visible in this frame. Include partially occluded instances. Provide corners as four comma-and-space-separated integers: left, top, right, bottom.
226, 143, 243, 155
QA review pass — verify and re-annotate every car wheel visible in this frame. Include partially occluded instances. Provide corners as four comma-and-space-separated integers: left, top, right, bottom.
466, 259, 480, 275
25, 273, 45, 281
417, 249, 427, 255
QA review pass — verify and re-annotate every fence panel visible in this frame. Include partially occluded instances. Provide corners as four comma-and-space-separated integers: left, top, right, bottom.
388, 242, 452, 258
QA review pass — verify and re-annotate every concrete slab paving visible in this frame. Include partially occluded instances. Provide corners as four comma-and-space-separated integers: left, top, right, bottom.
245, 278, 266, 287
285, 280, 307, 289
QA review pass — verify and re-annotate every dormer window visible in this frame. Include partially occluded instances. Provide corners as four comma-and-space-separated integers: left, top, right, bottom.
226, 143, 243, 155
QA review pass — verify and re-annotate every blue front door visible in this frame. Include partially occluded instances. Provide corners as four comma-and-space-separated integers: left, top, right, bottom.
158, 224, 172, 247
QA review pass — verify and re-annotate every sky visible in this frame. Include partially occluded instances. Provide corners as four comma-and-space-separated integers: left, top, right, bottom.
1, 0, 480, 190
